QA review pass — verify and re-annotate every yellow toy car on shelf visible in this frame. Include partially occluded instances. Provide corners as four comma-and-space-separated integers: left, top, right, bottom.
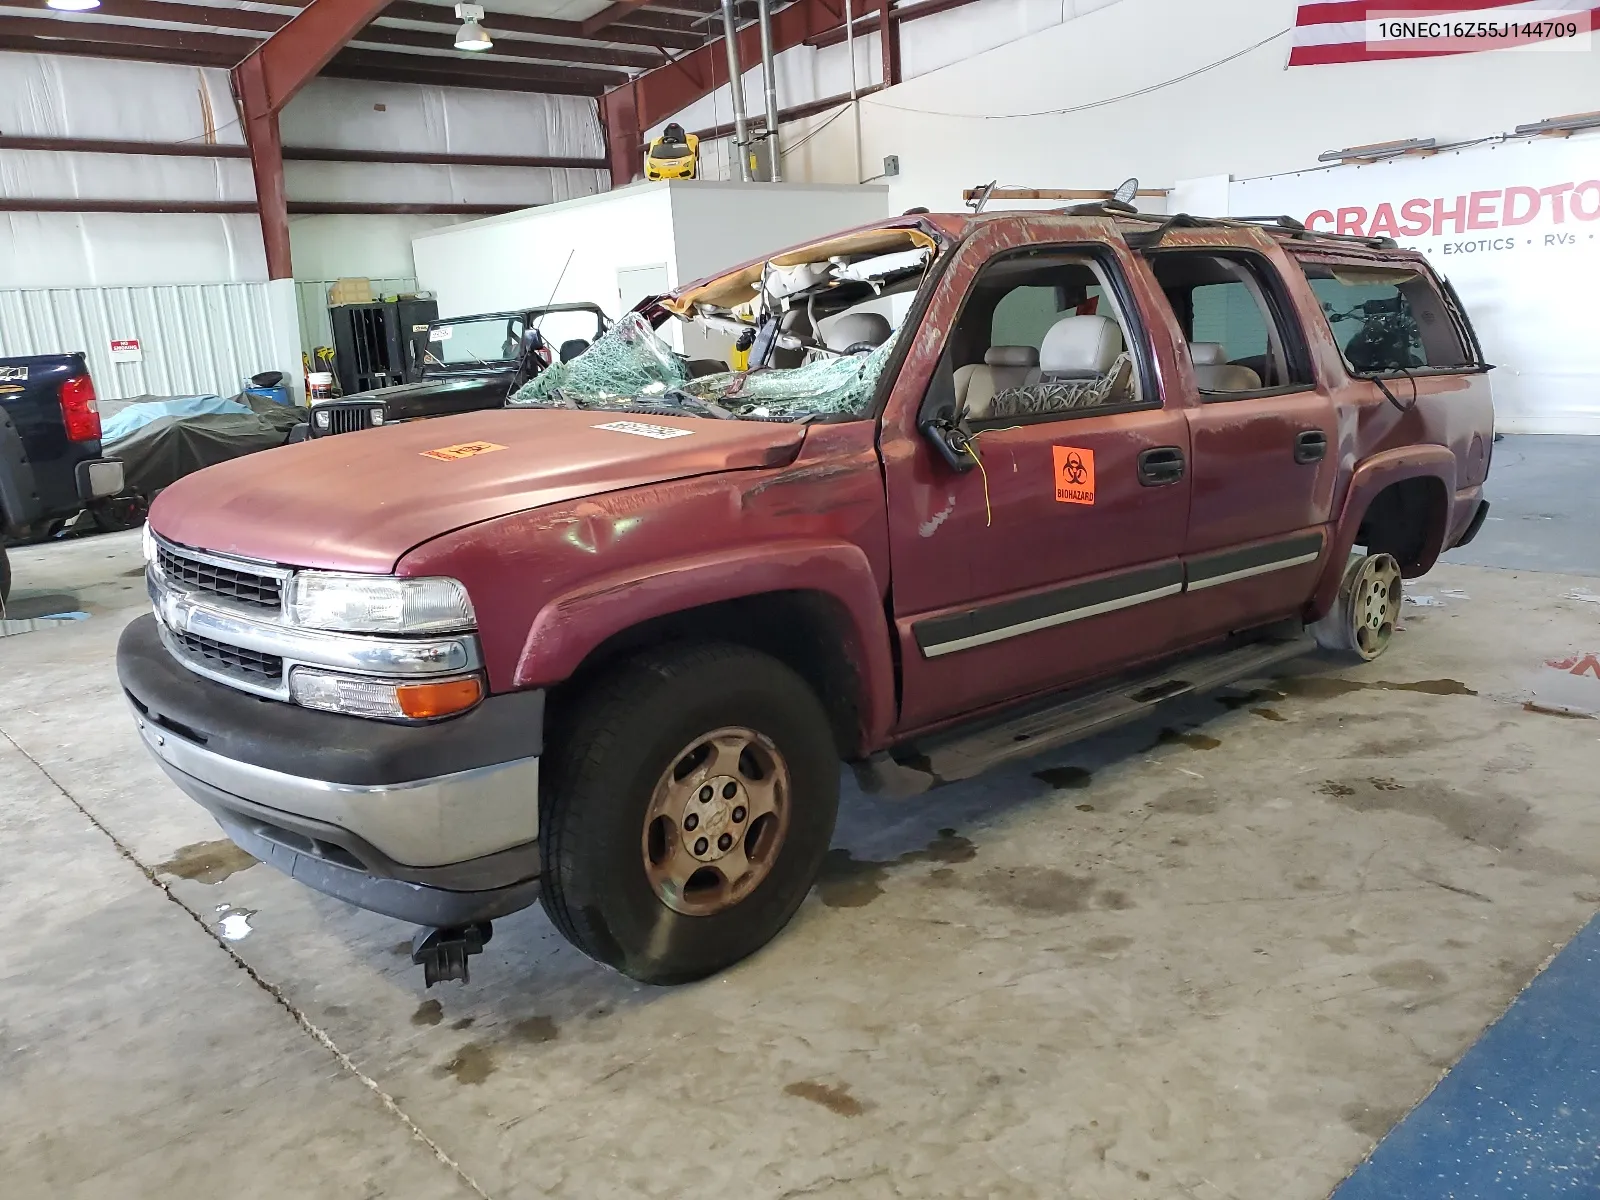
645, 123, 699, 181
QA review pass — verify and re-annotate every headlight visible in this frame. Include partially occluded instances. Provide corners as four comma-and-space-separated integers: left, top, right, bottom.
313, 409, 331, 429
370, 408, 386, 426
142, 522, 157, 567
285, 572, 475, 634
290, 668, 483, 720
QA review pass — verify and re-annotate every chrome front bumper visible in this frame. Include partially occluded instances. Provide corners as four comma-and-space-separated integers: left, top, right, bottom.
119, 613, 545, 926
134, 709, 539, 869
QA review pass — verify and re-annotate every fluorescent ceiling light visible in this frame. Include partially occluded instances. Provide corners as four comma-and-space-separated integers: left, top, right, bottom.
1317, 138, 1436, 163
1514, 111, 1600, 137
454, 2, 492, 51
46, 0, 101, 10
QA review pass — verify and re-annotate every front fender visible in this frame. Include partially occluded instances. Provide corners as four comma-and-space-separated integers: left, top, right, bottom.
1308, 445, 1456, 619
513, 539, 898, 750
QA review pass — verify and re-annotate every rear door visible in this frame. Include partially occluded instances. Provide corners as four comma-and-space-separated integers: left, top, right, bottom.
878, 216, 1194, 732
1133, 235, 1338, 643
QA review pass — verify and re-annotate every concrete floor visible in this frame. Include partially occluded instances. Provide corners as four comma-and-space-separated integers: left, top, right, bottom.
5, 437, 1600, 1199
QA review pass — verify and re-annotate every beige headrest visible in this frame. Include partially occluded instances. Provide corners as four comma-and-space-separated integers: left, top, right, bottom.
1040, 315, 1123, 376
985, 345, 1039, 368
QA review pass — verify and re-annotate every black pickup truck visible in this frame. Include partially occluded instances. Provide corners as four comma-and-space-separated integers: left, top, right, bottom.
306, 302, 611, 438
0, 353, 126, 602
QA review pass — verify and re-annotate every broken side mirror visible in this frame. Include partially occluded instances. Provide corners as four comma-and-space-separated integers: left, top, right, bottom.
918, 352, 975, 473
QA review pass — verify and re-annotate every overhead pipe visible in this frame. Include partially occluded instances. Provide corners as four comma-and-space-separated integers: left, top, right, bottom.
717, 0, 753, 181
845, 0, 861, 183
756, 0, 781, 181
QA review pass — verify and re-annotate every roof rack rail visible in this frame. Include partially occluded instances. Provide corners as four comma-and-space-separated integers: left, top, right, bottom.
1121, 211, 1398, 250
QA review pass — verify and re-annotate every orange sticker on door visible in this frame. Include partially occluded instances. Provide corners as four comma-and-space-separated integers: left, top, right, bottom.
1052, 445, 1096, 505
420, 441, 506, 461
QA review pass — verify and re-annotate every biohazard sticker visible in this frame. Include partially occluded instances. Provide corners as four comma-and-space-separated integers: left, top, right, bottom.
1052, 445, 1096, 505
421, 441, 506, 461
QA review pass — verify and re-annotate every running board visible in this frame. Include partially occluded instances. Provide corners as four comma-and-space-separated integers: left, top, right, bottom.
855, 625, 1313, 796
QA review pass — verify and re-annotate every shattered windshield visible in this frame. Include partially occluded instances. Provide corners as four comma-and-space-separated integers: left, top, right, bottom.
507, 227, 935, 421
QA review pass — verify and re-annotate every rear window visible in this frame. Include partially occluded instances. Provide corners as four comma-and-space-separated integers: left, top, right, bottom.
1300, 262, 1475, 375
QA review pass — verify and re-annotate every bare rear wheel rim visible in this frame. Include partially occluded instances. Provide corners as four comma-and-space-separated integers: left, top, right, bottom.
642, 726, 791, 917
1353, 554, 1403, 658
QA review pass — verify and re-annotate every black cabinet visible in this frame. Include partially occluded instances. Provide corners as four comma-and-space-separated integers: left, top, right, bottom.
329, 297, 439, 396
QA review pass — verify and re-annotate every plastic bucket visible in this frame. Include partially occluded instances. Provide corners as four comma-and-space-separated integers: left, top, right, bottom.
307, 372, 335, 401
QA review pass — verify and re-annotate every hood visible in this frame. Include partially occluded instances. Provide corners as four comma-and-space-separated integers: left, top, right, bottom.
149, 408, 806, 573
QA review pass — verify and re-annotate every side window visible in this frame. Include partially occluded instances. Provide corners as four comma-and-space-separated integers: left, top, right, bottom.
1147, 251, 1314, 399
1301, 263, 1474, 374
991, 285, 1110, 351
952, 248, 1151, 424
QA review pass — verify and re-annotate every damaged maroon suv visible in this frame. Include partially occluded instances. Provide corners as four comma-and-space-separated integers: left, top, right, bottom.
118, 207, 1493, 986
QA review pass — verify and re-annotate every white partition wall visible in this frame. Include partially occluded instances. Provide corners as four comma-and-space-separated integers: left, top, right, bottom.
410, 181, 892, 345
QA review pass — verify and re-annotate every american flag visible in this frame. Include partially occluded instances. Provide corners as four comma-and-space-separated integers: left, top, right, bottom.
1288, 0, 1599, 66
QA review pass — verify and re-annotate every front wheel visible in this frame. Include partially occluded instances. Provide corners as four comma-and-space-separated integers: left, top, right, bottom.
1311, 552, 1403, 661
540, 643, 839, 984
0, 545, 10, 604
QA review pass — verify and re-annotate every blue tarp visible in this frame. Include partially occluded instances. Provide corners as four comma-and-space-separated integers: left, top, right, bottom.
102, 394, 251, 446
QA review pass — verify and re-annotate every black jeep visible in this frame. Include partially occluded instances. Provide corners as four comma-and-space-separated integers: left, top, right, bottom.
305, 302, 611, 439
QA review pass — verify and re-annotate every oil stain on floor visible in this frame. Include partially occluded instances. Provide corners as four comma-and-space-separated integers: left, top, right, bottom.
1152, 728, 1222, 751
815, 828, 978, 908
1034, 765, 1093, 789
784, 1080, 868, 1117
411, 999, 444, 1027
154, 839, 257, 885
436, 1042, 495, 1085
1277, 675, 1477, 699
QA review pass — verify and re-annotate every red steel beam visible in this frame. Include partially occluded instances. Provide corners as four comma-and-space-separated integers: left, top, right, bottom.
352, 22, 661, 67
582, 0, 656, 37
0, 135, 606, 168
0, 32, 237, 66
876, 0, 898, 85
232, 0, 395, 280
320, 61, 604, 93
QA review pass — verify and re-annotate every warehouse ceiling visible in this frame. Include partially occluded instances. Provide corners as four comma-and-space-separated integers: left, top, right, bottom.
0, 0, 762, 94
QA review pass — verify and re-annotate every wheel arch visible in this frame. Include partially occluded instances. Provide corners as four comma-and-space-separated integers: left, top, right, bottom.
1308, 446, 1455, 620
516, 540, 897, 758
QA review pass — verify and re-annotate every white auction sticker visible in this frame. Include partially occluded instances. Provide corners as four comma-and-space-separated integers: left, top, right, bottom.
429, 325, 453, 342
593, 421, 693, 439
0, 365, 27, 382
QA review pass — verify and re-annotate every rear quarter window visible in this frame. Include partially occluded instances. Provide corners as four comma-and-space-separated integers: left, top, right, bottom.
1299, 261, 1476, 375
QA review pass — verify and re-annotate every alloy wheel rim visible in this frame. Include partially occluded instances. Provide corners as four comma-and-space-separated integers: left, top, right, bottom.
1354, 553, 1403, 658
641, 727, 791, 916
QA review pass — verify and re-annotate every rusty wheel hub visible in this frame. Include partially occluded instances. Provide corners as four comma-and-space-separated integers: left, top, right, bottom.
642, 727, 790, 916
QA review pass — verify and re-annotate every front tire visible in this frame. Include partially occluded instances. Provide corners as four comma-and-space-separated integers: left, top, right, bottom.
1311, 552, 1403, 661
0, 545, 10, 604
540, 643, 839, 984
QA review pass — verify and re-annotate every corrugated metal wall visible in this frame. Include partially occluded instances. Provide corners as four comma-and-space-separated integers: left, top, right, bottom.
0, 283, 285, 400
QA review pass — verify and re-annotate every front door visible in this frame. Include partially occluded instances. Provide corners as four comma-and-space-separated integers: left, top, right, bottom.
880, 219, 1193, 733
1135, 240, 1339, 643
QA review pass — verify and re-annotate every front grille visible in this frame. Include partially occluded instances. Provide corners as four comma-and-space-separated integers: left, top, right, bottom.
157, 543, 281, 610
324, 405, 374, 435
174, 629, 283, 683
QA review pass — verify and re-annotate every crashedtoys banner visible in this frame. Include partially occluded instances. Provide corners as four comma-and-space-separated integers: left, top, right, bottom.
1232, 135, 1600, 434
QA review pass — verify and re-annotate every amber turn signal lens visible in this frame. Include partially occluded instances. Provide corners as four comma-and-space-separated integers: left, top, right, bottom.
396, 676, 483, 719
